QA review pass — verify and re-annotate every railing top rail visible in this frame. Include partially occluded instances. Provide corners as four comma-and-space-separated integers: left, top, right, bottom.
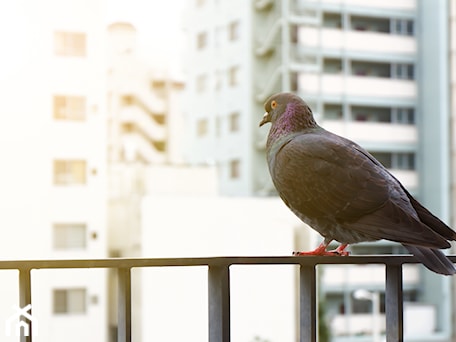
0, 254, 455, 270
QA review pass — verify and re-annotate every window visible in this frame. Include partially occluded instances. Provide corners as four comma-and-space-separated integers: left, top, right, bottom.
369, 152, 415, 170
323, 104, 343, 120
121, 95, 134, 106
53, 223, 87, 250
351, 16, 389, 33
53, 95, 86, 120
391, 63, 414, 80
370, 152, 392, 168
394, 152, 415, 170
323, 58, 343, 74
53, 288, 87, 314
351, 106, 390, 122
197, 118, 208, 137
196, 31, 207, 50
196, 74, 208, 92
290, 72, 298, 92
215, 70, 223, 90
54, 31, 86, 56
228, 66, 240, 87
229, 112, 240, 132
392, 107, 415, 124
229, 159, 241, 179
228, 21, 240, 41
151, 80, 166, 97
351, 61, 390, 77
215, 115, 222, 137
323, 12, 343, 29
54, 160, 87, 185
391, 19, 414, 36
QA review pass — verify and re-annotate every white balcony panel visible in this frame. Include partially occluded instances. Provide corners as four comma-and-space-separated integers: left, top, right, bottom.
322, 264, 420, 287
331, 313, 387, 337
322, 121, 417, 144
122, 134, 166, 164
331, 303, 435, 337
300, 0, 416, 10
388, 169, 418, 189
120, 106, 166, 141
298, 27, 416, 55
299, 73, 416, 98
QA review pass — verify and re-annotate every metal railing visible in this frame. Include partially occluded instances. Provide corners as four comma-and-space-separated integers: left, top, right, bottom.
2, 255, 455, 342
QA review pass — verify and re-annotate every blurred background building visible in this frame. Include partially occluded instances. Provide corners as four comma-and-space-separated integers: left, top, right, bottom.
183, 0, 454, 341
0, 0, 107, 341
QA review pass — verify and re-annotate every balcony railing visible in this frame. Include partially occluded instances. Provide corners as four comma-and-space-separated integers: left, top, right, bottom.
2, 255, 455, 342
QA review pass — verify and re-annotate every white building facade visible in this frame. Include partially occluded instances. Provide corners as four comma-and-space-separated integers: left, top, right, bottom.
184, 0, 454, 341
0, 1, 107, 341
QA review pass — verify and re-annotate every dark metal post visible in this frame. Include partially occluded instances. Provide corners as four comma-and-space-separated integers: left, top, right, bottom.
118, 267, 132, 342
19, 268, 32, 342
300, 264, 317, 342
385, 264, 403, 342
208, 264, 230, 342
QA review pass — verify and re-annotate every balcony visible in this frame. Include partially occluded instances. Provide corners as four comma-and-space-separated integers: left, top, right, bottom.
3, 254, 453, 342
296, 0, 416, 11
322, 120, 417, 145
298, 73, 416, 99
120, 106, 166, 141
297, 27, 416, 56
121, 133, 166, 164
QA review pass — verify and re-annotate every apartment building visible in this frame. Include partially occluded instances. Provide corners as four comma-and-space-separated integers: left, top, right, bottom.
106, 21, 185, 259
184, 0, 453, 340
0, 1, 107, 341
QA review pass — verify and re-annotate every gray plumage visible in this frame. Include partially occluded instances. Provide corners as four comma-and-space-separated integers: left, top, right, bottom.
260, 92, 456, 275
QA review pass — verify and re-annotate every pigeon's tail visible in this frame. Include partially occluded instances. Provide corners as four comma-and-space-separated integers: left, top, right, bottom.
403, 244, 456, 275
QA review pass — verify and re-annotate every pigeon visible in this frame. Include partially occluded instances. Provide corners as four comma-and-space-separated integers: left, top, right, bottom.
259, 92, 456, 275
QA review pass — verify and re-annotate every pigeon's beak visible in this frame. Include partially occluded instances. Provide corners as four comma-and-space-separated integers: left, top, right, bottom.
259, 112, 270, 127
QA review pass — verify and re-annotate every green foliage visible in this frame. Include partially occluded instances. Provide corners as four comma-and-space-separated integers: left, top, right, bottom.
318, 298, 331, 342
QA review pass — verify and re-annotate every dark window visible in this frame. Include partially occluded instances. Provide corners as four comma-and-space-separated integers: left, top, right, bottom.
352, 106, 390, 123
54, 32, 86, 56
351, 61, 390, 78
53, 223, 87, 249
53, 96, 86, 120
323, 12, 343, 29
53, 288, 87, 314
351, 16, 389, 33
197, 118, 208, 137
229, 112, 240, 132
196, 32, 207, 50
53, 160, 87, 185
323, 104, 343, 120
229, 159, 241, 179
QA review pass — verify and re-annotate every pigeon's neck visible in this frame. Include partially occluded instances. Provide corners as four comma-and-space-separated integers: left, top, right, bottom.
267, 102, 318, 147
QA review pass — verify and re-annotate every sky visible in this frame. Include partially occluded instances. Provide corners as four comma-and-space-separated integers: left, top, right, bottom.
104, 0, 186, 74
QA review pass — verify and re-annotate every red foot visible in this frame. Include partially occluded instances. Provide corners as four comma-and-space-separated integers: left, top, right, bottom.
293, 243, 350, 256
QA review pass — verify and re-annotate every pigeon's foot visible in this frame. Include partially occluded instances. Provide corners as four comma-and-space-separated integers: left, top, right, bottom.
293, 243, 350, 256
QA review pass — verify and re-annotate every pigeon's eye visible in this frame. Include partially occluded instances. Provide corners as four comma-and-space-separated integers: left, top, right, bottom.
271, 100, 277, 109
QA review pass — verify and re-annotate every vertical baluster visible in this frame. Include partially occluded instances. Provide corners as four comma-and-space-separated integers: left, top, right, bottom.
385, 264, 403, 342
118, 267, 132, 342
208, 264, 230, 342
19, 268, 32, 342
300, 264, 317, 342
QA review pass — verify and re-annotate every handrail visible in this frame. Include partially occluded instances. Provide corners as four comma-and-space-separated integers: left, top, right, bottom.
0, 254, 448, 269
4, 255, 455, 342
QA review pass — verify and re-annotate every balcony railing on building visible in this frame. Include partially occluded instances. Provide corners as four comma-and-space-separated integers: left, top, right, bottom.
2, 254, 454, 342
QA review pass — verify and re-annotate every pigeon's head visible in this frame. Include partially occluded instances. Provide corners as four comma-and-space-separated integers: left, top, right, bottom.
259, 92, 316, 129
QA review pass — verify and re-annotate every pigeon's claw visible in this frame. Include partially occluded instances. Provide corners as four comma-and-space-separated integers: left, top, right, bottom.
329, 243, 350, 256
293, 243, 350, 256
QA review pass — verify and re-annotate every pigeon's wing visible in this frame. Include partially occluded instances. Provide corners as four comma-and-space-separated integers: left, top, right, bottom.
270, 130, 450, 248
